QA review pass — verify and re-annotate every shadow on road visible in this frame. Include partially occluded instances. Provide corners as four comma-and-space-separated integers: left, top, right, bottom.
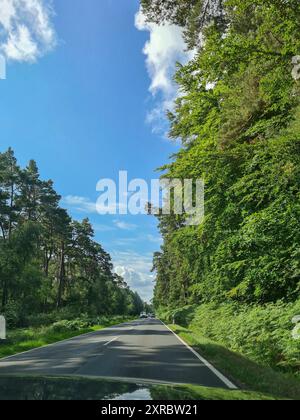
0, 320, 227, 389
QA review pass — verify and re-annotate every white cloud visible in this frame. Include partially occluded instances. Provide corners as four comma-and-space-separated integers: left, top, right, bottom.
62, 195, 128, 216
112, 238, 137, 246
135, 7, 194, 135
146, 234, 163, 244
108, 233, 162, 248
62, 195, 97, 214
113, 220, 137, 231
93, 223, 116, 233
63, 195, 158, 301
0, 0, 56, 62
113, 251, 154, 302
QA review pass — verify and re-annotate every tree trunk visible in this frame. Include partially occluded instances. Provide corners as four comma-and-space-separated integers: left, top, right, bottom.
56, 241, 65, 308
8, 181, 14, 241
1, 279, 8, 309
44, 248, 53, 277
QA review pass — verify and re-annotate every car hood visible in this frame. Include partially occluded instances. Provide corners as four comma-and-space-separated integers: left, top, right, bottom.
0, 375, 273, 400
0, 375, 205, 400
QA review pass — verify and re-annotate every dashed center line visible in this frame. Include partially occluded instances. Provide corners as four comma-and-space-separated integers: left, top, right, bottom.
103, 336, 120, 346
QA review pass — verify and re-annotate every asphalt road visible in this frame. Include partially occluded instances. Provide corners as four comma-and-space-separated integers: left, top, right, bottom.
0, 319, 236, 389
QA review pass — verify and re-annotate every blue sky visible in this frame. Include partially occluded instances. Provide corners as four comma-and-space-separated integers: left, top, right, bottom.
0, 0, 190, 301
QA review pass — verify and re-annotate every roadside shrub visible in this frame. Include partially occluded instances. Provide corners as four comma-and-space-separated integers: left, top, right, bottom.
94, 316, 110, 325
157, 306, 197, 327
49, 319, 90, 334
166, 301, 300, 375
2, 302, 23, 328
53, 307, 82, 322
26, 313, 57, 328
109, 315, 130, 325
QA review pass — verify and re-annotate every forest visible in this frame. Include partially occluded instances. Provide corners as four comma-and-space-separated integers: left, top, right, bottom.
142, 0, 300, 375
1, 0, 300, 386
0, 149, 144, 327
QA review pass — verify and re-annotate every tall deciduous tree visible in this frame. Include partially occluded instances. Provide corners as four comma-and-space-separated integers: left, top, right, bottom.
147, 0, 300, 309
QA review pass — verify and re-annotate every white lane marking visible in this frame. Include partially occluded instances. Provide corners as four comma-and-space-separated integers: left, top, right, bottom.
160, 320, 238, 390
103, 336, 120, 346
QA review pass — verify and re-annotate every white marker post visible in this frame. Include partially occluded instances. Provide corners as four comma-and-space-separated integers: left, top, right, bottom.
292, 315, 300, 340
292, 56, 300, 81
0, 316, 6, 340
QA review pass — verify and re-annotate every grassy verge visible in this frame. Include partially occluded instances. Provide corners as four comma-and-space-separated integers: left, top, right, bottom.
169, 325, 300, 400
0, 317, 133, 359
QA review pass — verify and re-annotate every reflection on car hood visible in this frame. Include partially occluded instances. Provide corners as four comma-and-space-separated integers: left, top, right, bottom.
0, 375, 273, 400
110, 388, 152, 401
0, 375, 218, 401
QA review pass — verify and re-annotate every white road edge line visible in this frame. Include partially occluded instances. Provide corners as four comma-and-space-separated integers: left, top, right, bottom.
160, 320, 238, 390
104, 337, 120, 346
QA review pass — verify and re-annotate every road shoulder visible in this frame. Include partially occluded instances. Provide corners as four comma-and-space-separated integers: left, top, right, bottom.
169, 324, 300, 400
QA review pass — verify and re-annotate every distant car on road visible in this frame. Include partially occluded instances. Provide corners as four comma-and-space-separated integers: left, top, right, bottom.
139, 312, 147, 319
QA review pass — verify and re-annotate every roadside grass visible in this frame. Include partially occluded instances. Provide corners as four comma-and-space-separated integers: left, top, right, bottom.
169, 325, 300, 400
0, 317, 133, 360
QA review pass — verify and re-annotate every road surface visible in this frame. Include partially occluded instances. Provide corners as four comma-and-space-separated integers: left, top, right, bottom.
0, 319, 236, 389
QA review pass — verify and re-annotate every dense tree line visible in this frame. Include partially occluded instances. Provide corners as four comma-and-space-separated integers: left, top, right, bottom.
141, 0, 300, 308
0, 149, 144, 324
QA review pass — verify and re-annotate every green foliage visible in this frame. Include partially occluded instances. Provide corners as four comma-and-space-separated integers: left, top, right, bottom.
149, 0, 300, 309
2, 302, 23, 329
159, 301, 300, 375
0, 149, 143, 325
151, 384, 276, 401
160, 305, 197, 327
25, 313, 57, 328
141, 0, 225, 48
0, 315, 133, 359
170, 325, 300, 400
123, 1, 300, 392
49, 319, 91, 333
